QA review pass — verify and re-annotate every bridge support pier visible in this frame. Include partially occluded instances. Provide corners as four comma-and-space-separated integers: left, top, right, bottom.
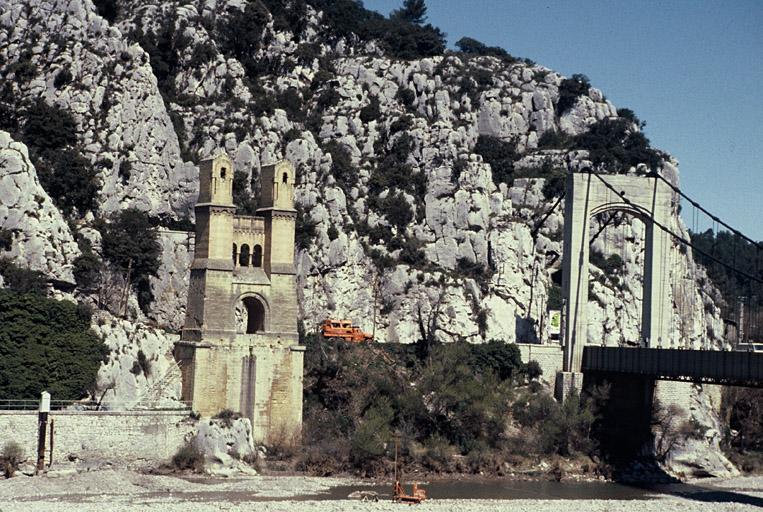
585, 372, 656, 464
554, 371, 583, 402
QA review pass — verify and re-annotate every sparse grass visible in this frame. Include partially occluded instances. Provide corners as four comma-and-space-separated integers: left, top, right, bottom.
171, 440, 204, 472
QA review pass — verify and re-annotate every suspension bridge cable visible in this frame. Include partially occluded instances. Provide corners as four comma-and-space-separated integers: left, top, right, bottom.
530, 192, 566, 239
650, 171, 763, 251
587, 171, 763, 285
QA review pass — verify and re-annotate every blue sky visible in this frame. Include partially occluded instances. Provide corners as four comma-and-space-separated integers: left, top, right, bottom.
364, 0, 763, 240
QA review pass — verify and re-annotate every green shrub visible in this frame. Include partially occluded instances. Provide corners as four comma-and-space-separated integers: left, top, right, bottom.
53, 67, 73, 88
100, 208, 161, 312
379, 193, 412, 230
572, 118, 663, 172
189, 41, 217, 68
616, 108, 644, 128
277, 87, 304, 121
542, 172, 566, 199
469, 340, 525, 382
473, 135, 519, 185
0, 258, 47, 295
590, 249, 625, 276
22, 101, 77, 152
309, 0, 445, 60
396, 88, 415, 109
0, 288, 107, 400
457, 257, 491, 282
93, 0, 119, 22
421, 434, 456, 471
21, 102, 98, 216
233, 170, 259, 215
526, 360, 543, 381
315, 88, 340, 110
0, 229, 12, 251
397, 237, 426, 266
324, 141, 358, 191
455, 36, 518, 63
350, 398, 393, 467
547, 283, 563, 310
295, 204, 317, 251
213, 408, 241, 428
249, 83, 277, 116
216, 2, 269, 78
172, 441, 204, 472
1, 441, 24, 478
131, 10, 186, 97
556, 73, 590, 115
73, 247, 103, 291
36, 149, 99, 216
359, 96, 381, 123
537, 129, 570, 149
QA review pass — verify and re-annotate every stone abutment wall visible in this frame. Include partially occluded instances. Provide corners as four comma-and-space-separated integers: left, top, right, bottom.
0, 410, 195, 463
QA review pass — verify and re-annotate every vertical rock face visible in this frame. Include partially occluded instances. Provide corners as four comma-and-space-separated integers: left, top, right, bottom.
0, 132, 80, 282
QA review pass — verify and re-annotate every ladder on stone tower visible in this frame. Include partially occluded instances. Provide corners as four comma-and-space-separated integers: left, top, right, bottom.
133, 359, 183, 408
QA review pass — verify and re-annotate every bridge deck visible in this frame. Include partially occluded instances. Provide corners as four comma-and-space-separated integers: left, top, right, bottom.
582, 346, 763, 387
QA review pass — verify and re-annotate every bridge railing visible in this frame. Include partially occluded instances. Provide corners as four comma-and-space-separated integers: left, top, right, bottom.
582, 346, 763, 387
0, 399, 192, 411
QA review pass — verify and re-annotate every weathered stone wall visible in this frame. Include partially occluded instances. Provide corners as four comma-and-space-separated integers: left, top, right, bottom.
516, 343, 564, 383
176, 338, 303, 444
0, 410, 194, 463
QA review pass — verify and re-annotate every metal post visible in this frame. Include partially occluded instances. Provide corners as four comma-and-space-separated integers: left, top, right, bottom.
35, 391, 50, 475
738, 296, 746, 347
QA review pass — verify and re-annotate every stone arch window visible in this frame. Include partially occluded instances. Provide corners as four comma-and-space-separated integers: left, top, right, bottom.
282, 172, 288, 184
239, 244, 250, 267
220, 167, 227, 179
242, 296, 265, 333
253, 244, 263, 267
232, 243, 238, 266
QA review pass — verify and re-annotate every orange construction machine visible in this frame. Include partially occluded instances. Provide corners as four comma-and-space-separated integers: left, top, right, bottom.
392, 436, 426, 504
319, 319, 373, 343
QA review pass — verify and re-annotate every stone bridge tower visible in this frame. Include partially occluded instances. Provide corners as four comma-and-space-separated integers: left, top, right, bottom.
176, 153, 304, 444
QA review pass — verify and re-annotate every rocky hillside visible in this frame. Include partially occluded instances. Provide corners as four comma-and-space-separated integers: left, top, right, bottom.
0, 0, 724, 350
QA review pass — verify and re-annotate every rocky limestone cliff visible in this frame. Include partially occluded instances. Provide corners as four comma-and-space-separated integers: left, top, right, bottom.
0, 0, 735, 476
0, 131, 80, 282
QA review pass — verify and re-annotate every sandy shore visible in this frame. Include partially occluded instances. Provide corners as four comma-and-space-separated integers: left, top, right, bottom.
0, 469, 760, 511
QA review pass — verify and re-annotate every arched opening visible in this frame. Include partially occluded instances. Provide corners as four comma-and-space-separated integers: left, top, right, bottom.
220, 167, 227, 179
586, 209, 646, 348
253, 244, 262, 267
243, 296, 265, 333
282, 172, 288, 184
232, 243, 238, 266
239, 244, 250, 266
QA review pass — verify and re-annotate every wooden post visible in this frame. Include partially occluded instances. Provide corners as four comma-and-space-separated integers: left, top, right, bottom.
48, 418, 54, 468
371, 276, 379, 340
35, 391, 50, 475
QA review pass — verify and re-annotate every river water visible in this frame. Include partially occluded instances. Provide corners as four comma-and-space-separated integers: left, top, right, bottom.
317, 478, 762, 505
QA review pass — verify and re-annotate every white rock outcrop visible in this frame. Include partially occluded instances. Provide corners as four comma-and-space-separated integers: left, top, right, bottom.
0, 131, 80, 282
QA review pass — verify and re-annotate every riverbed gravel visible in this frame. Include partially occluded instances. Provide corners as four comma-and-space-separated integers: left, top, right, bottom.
0, 469, 760, 511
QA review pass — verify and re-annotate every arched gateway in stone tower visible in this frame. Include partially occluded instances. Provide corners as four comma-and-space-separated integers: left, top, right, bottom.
557, 169, 674, 393
175, 153, 304, 444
